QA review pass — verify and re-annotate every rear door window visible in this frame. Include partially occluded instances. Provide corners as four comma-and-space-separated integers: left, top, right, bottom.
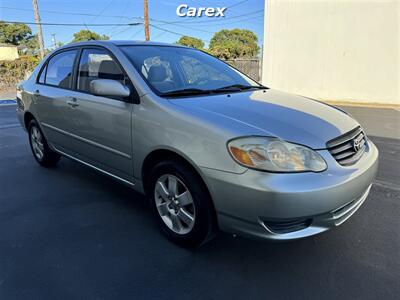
44, 49, 78, 89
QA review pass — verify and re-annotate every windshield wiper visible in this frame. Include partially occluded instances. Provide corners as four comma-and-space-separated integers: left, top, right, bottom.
214, 84, 269, 91
161, 88, 212, 97
161, 84, 269, 97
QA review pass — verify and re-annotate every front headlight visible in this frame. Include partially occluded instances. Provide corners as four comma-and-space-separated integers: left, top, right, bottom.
228, 137, 327, 172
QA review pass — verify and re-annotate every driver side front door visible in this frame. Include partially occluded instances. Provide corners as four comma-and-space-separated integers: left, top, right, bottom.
65, 47, 134, 183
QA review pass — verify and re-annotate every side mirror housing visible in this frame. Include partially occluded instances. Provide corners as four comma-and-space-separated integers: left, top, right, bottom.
90, 79, 131, 98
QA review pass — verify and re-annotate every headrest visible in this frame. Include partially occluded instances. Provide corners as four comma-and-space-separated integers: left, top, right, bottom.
148, 65, 168, 82
57, 66, 71, 78
98, 60, 124, 80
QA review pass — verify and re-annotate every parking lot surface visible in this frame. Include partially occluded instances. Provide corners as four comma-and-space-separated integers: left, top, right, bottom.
0, 103, 399, 299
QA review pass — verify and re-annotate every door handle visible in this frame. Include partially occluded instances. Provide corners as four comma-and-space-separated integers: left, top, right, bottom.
67, 98, 79, 108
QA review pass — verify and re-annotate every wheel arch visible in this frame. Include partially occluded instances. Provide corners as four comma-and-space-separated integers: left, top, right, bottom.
141, 149, 207, 193
23, 112, 51, 146
23, 111, 36, 130
141, 148, 219, 231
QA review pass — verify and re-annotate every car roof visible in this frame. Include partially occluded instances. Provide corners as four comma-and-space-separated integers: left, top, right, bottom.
59, 40, 187, 49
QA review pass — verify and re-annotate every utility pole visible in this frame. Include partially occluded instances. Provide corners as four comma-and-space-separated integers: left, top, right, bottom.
144, 0, 150, 41
32, 0, 45, 59
51, 33, 56, 49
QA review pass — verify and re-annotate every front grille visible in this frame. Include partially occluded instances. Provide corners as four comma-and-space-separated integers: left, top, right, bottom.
327, 126, 367, 166
263, 218, 312, 234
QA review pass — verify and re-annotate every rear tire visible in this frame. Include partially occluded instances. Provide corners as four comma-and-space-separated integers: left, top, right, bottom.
148, 159, 217, 248
28, 119, 60, 167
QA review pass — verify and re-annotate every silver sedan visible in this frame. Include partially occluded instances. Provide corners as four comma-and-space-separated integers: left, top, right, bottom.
17, 41, 378, 247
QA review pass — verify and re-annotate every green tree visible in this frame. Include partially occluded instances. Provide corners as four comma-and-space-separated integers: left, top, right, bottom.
18, 34, 40, 55
55, 41, 64, 48
209, 29, 259, 60
0, 21, 39, 56
72, 29, 109, 42
176, 36, 204, 50
0, 21, 34, 45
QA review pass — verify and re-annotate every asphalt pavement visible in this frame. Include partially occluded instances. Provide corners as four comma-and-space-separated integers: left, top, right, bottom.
0, 103, 399, 300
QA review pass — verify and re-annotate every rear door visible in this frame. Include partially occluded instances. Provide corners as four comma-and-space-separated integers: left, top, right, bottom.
66, 47, 134, 182
34, 48, 79, 152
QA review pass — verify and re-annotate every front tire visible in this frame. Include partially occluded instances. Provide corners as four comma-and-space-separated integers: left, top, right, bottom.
28, 119, 60, 167
149, 159, 217, 247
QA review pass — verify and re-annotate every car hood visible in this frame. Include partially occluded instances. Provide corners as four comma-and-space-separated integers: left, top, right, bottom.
170, 89, 360, 149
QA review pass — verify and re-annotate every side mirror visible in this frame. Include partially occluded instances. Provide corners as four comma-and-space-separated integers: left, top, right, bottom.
90, 79, 131, 98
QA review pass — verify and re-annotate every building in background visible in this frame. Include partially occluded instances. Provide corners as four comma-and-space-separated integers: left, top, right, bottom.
0, 44, 19, 61
262, 0, 399, 105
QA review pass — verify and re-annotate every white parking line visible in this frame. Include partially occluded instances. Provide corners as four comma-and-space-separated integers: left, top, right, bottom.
0, 100, 16, 106
0, 124, 20, 129
373, 180, 400, 192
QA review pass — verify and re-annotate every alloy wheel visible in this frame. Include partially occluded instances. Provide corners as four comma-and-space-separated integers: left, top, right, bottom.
154, 174, 196, 235
30, 126, 44, 161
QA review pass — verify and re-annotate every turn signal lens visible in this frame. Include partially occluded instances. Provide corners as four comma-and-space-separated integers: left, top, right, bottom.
229, 146, 254, 166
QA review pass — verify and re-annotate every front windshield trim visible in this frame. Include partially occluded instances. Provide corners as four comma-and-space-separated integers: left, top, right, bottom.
162, 90, 257, 99
119, 45, 266, 98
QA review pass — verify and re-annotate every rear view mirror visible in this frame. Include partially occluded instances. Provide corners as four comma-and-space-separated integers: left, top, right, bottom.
90, 79, 131, 98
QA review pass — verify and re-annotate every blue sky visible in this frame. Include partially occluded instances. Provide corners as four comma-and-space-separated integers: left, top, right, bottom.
0, 0, 264, 49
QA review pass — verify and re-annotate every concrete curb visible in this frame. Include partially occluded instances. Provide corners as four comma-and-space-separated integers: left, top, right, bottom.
324, 100, 400, 110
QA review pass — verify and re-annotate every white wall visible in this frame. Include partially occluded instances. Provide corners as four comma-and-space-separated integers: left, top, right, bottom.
262, 0, 399, 105
0, 46, 19, 61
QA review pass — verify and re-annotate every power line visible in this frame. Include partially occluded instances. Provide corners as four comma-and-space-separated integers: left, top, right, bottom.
183, 9, 264, 24
146, 4, 262, 42
153, 30, 167, 40
127, 27, 144, 39
107, 0, 132, 36
1, 1, 255, 18
1, 4, 262, 26
182, 14, 264, 28
2, 21, 142, 26
226, 0, 249, 10
2, 5, 262, 28
109, 26, 133, 38
151, 13, 263, 31
89, 0, 116, 23
2, 3, 262, 43
150, 18, 214, 34
201, 0, 249, 13
149, 24, 210, 43
149, 9, 263, 26
0, 6, 135, 20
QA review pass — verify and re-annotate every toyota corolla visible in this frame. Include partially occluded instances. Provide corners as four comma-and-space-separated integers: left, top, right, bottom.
16, 41, 378, 247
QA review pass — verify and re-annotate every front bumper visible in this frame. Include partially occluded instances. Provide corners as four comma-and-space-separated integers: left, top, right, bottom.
201, 140, 379, 241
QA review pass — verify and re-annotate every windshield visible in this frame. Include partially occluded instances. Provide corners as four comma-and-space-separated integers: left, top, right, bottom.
119, 45, 261, 96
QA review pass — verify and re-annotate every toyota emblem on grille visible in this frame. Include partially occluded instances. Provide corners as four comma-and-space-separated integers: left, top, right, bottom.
353, 139, 362, 151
